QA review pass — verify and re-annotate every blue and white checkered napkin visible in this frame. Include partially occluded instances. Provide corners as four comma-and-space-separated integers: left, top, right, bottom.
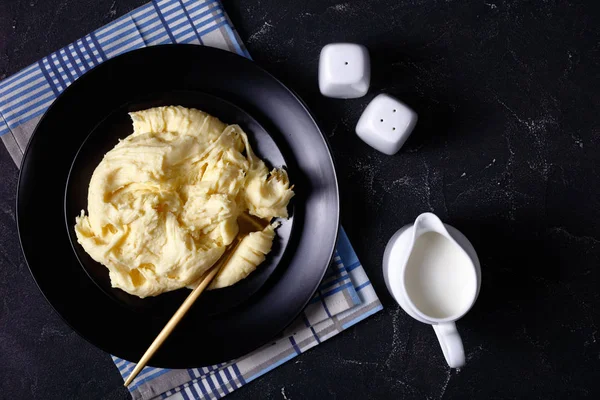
114, 228, 382, 400
0, 1, 383, 399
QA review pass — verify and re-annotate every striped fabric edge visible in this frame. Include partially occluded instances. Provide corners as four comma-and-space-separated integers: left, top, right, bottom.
275, 247, 361, 338
308, 250, 361, 307
0, 22, 141, 136
0, 63, 53, 133
155, 309, 386, 400
0, 17, 143, 134
0, 120, 9, 136
0, 0, 248, 143
0, 110, 11, 141
0, 132, 22, 165
159, 296, 383, 400
301, 250, 361, 327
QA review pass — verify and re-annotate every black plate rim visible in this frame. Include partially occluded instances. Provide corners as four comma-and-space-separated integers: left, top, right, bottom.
16, 44, 340, 366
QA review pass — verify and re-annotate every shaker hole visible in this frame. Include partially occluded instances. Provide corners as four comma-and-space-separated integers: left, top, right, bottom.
380, 119, 384, 122
345, 62, 349, 65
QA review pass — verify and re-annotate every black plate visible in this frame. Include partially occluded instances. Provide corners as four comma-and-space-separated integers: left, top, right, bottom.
17, 45, 339, 368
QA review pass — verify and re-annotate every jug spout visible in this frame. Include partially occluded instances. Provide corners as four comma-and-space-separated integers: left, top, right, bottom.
413, 212, 448, 238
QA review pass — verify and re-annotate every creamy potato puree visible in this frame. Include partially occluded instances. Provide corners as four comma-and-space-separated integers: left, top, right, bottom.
74, 106, 294, 298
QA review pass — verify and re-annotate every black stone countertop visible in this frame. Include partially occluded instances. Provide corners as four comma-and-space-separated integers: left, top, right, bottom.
1, 0, 600, 398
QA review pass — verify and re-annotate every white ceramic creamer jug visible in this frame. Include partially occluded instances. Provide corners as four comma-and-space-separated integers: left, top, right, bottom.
383, 212, 481, 368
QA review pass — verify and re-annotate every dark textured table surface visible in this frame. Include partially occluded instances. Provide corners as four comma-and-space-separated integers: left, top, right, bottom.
1, 1, 600, 399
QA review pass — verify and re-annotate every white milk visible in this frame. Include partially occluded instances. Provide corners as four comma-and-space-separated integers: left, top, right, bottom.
404, 232, 476, 319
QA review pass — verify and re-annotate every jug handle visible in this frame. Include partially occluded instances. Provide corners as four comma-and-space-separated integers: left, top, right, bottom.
432, 322, 465, 368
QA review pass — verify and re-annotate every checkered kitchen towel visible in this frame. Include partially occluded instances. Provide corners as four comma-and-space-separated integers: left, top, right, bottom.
0, 1, 383, 399
114, 228, 382, 400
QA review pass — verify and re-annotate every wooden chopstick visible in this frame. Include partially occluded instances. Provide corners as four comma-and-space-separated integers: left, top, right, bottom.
124, 238, 242, 387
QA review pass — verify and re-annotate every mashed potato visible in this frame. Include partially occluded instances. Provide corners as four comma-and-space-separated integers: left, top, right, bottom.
74, 106, 294, 298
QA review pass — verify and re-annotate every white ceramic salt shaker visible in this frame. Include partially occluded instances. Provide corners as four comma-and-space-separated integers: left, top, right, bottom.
355, 94, 418, 155
318, 43, 370, 99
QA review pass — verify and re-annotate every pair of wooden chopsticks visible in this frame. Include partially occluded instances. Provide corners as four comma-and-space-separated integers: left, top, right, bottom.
123, 237, 241, 387
124, 213, 268, 387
